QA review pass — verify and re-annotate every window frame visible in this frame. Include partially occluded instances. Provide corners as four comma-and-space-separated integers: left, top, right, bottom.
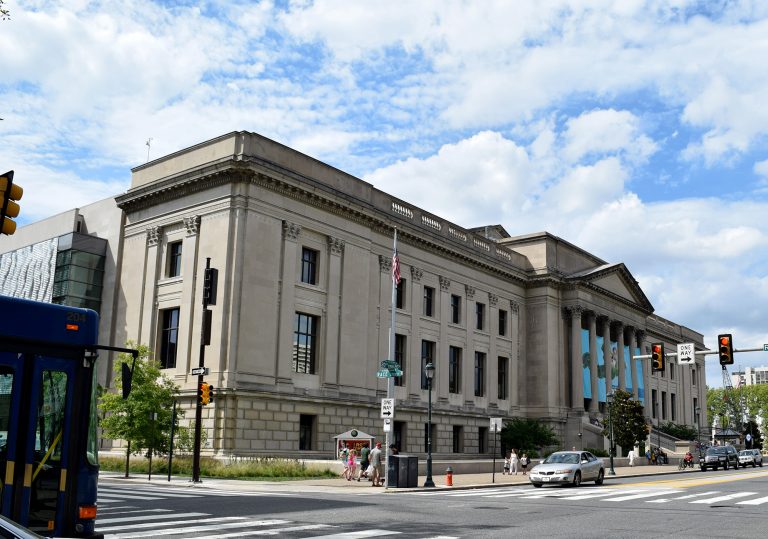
293, 312, 319, 374
300, 247, 319, 285
449, 346, 461, 394
423, 286, 435, 317
474, 351, 486, 397
498, 309, 507, 336
394, 333, 406, 387
421, 340, 435, 390
167, 241, 183, 278
475, 302, 485, 331
450, 294, 461, 324
396, 278, 407, 310
498, 356, 509, 400
159, 307, 180, 369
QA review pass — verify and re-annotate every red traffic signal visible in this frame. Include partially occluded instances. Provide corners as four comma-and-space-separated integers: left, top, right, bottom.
651, 343, 665, 373
718, 334, 734, 365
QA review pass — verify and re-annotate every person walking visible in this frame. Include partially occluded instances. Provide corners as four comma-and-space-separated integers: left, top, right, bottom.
357, 442, 371, 481
346, 449, 357, 481
520, 453, 530, 475
503, 454, 510, 475
369, 442, 384, 486
509, 449, 519, 475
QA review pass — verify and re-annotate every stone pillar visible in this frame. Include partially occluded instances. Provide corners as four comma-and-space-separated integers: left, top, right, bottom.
510, 300, 520, 408
276, 221, 300, 382
599, 316, 612, 397
177, 216, 200, 375
627, 326, 639, 400
616, 322, 625, 391
570, 306, 584, 410
637, 330, 650, 419
588, 312, 599, 413
323, 236, 344, 387
437, 275, 451, 401
409, 266, 424, 398
140, 225, 163, 346
464, 284, 476, 404
489, 293, 499, 401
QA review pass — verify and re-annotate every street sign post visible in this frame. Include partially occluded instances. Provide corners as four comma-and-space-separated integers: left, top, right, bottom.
381, 398, 395, 419
383, 418, 392, 432
677, 343, 695, 365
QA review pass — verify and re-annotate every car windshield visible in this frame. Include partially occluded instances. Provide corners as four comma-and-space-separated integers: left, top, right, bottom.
739, 451, 753, 456
544, 453, 579, 464
706, 447, 726, 455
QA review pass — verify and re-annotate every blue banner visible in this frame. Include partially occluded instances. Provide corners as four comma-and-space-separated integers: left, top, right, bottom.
582, 328, 591, 399
635, 347, 644, 404
624, 345, 632, 391
610, 341, 619, 390
597, 335, 606, 402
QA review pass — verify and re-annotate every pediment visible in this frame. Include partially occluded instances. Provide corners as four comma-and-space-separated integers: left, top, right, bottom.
567, 263, 654, 313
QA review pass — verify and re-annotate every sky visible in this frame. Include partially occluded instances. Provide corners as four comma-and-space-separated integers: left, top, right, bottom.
2, 0, 768, 388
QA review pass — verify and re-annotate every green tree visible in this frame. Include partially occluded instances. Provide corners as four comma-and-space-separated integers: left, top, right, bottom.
98, 343, 183, 475
500, 418, 558, 454
742, 419, 763, 450
605, 390, 647, 456
0, 0, 9, 20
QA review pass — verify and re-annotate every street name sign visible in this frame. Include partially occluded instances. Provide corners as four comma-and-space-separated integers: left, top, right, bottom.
764, 344, 768, 352
677, 343, 695, 365
376, 369, 403, 378
381, 398, 395, 419
190, 367, 209, 376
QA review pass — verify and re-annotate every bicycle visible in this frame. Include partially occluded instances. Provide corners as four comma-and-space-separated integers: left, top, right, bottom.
678, 459, 694, 470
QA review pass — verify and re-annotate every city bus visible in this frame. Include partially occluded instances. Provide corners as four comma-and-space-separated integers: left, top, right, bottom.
0, 295, 131, 538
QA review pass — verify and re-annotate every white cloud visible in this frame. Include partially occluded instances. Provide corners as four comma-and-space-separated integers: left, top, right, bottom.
562, 109, 657, 164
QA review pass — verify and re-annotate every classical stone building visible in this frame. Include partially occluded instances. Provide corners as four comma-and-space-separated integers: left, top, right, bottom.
1, 131, 707, 457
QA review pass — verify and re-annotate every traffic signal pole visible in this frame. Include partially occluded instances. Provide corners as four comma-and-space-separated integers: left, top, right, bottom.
192, 257, 215, 483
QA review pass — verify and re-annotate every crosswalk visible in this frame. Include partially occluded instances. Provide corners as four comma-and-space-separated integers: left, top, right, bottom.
406, 485, 768, 507
97, 483, 294, 504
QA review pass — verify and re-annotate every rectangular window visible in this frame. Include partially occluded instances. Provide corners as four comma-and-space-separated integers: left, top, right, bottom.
691, 368, 696, 385
423, 286, 434, 317
301, 247, 318, 285
498, 309, 507, 336
394, 334, 406, 387
293, 312, 319, 374
449, 346, 461, 393
474, 351, 486, 397
478, 426, 488, 454
651, 389, 658, 419
671, 393, 676, 421
168, 241, 182, 278
670, 363, 675, 380
393, 421, 405, 452
498, 357, 509, 400
453, 425, 463, 453
661, 391, 667, 420
396, 278, 407, 309
421, 340, 435, 390
476, 303, 485, 331
450, 294, 461, 324
693, 397, 699, 425
159, 308, 180, 369
299, 414, 315, 450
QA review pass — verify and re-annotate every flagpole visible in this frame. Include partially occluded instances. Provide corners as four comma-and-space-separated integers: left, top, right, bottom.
385, 227, 398, 488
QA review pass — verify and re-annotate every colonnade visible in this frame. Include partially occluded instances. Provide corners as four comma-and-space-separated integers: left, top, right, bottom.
567, 306, 649, 419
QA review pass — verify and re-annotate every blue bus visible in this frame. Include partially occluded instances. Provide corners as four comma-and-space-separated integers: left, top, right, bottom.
0, 295, 129, 538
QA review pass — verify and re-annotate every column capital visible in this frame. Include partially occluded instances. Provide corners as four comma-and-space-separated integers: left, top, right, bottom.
183, 215, 200, 236
623, 324, 636, 335
636, 329, 646, 343
465, 285, 475, 299
282, 220, 302, 241
611, 320, 624, 331
439, 276, 451, 291
146, 225, 161, 246
327, 236, 345, 256
379, 254, 392, 273
510, 300, 520, 313
489, 293, 498, 307
410, 266, 423, 282
568, 305, 584, 319
597, 314, 610, 328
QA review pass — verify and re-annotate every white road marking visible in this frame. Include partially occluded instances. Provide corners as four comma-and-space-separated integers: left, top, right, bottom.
690, 492, 757, 504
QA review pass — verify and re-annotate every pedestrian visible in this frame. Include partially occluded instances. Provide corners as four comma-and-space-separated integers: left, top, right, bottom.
347, 449, 357, 481
645, 448, 651, 464
629, 450, 635, 467
503, 454, 510, 475
509, 449, 519, 475
339, 446, 349, 479
389, 444, 399, 455
357, 442, 370, 481
369, 442, 384, 486
520, 453, 530, 475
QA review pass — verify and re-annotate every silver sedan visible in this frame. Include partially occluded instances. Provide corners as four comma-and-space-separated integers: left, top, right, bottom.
529, 451, 605, 487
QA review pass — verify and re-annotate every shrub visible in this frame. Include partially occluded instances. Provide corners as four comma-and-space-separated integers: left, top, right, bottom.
584, 447, 609, 457
658, 422, 697, 441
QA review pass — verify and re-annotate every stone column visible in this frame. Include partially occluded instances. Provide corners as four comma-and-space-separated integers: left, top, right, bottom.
276, 221, 301, 382
570, 306, 584, 410
139, 225, 163, 346
615, 322, 626, 391
510, 300, 520, 408
489, 293, 499, 401
464, 284, 476, 404
637, 330, 650, 419
599, 316, 612, 397
627, 326, 639, 400
178, 216, 200, 375
437, 276, 451, 401
323, 236, 344, 387
588, 312, 599, 413
409, 266, 424, 398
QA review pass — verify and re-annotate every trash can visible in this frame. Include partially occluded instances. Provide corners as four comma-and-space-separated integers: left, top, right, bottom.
387, 455, 418, 487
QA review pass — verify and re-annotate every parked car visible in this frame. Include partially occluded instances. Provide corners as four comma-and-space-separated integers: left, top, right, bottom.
529, 450, 604, 487
0, 515, 44, 539
738, 449, 763, 468
700, 445, 738, 471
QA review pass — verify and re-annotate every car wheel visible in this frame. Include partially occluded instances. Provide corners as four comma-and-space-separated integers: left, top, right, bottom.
533, 483, 543, 488
753, 462, 757, 468
572, 472, 581, 487
595, 469, 604, 485
724, 462, 729, 470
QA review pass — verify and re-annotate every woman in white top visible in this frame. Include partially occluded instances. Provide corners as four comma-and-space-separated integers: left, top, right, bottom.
509, 449, 519, 475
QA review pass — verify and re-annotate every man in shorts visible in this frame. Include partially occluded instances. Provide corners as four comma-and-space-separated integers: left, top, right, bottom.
369, 442, 383, 486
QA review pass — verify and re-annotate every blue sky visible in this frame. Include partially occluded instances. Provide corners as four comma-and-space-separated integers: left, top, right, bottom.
2, 0, 768, 387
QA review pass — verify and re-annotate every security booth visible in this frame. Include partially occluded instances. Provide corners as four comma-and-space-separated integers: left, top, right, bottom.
334, 429, 376, 458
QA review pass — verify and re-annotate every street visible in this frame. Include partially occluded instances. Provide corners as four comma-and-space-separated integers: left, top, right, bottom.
96, 467, 768, 538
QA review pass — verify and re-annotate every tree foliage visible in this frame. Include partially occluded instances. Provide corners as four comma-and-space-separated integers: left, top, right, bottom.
658, 421, 698, 441
500, 418, 558, 453
98, 343, 185, 457
604, 390, 647, 455
0, 0, 9, 20
708, 385, 768, 444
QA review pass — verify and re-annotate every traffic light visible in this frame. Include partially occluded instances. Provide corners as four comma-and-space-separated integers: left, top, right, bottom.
198, 382, 213, 405
718, 334, 734, 365
651, 343, 665, 373
0, 170, 23, 235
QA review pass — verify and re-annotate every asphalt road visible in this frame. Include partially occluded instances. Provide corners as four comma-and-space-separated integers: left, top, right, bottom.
96, 467, 768, 538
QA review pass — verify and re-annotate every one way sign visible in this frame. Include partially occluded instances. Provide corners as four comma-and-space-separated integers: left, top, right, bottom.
381, 398, 395, 419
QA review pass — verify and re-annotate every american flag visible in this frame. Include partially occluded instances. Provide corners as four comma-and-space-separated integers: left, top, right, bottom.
392, 250, 401, 285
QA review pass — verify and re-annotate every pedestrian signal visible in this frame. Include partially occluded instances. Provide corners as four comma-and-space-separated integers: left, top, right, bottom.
718, 334, 734, 365
651, 343, 665, 373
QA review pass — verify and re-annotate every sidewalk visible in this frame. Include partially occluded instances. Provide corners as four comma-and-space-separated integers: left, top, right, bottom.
101, 463, 692, 494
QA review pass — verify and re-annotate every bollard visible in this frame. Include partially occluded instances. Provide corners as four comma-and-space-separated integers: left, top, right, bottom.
446, 466, 453, 487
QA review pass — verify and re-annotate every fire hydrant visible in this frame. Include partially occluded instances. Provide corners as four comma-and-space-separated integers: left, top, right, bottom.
446, 466, 453, 487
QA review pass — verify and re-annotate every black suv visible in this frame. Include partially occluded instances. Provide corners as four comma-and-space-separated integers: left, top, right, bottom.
700, 445, 738, 471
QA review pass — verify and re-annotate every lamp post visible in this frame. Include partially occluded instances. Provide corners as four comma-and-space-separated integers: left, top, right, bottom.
424, 362, 435, 488
694, 405, 701, 459
607, 392, 616, 475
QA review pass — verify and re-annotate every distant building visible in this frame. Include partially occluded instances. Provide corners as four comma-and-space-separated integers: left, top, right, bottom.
731, 366, 768, 387
1, 131, 707, 458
